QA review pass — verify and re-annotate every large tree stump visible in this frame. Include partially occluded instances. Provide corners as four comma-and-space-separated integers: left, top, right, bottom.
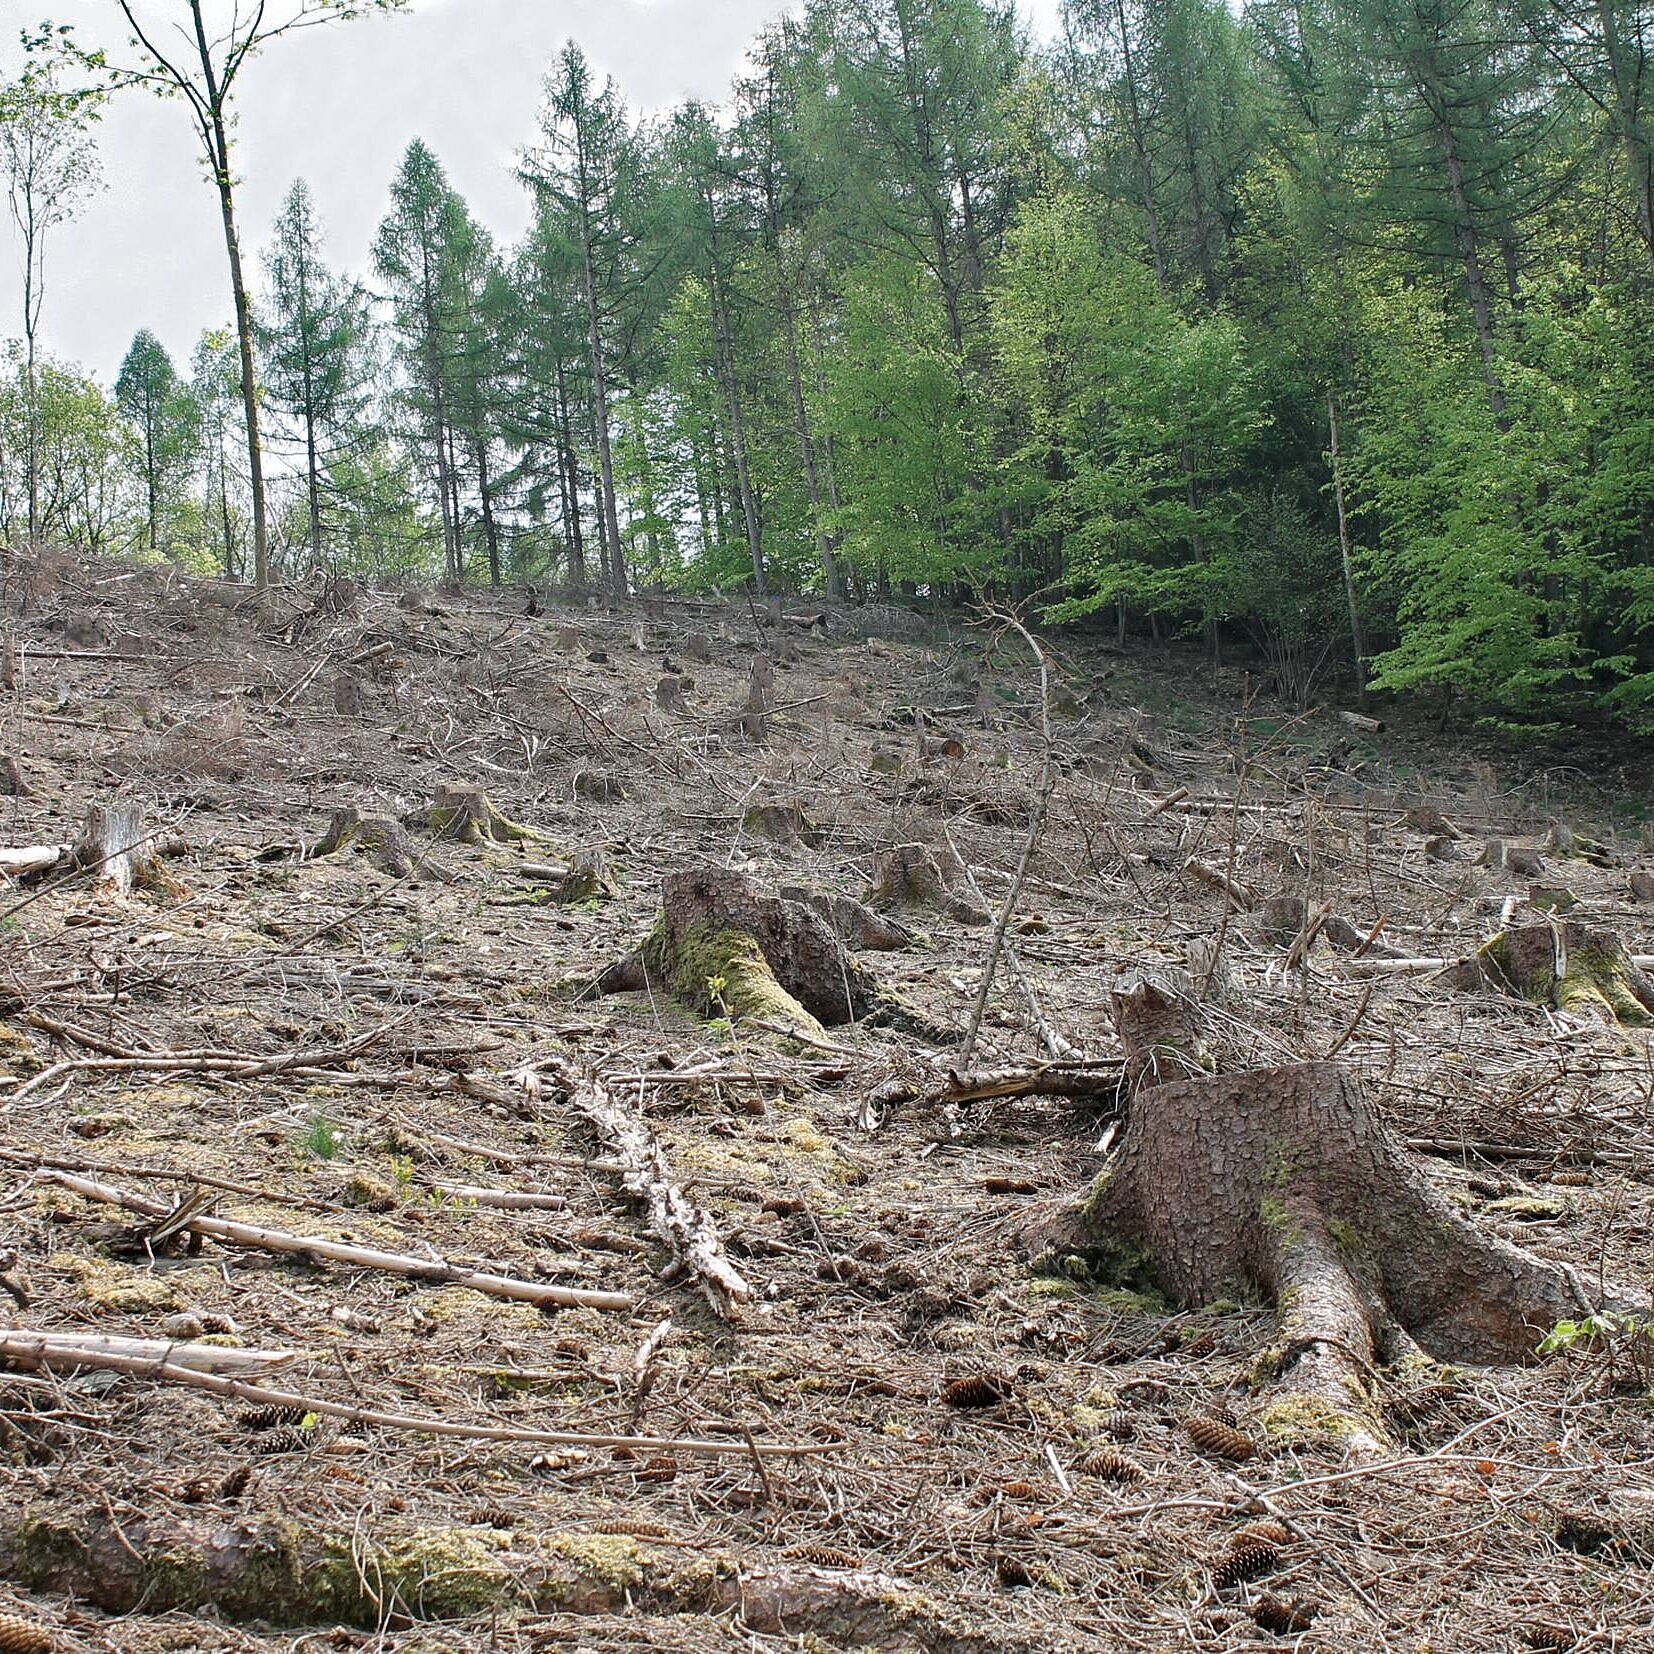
1031, 1061, 1629, 1409
1441, 919, 1654, 1026
590, 867, 949, 1044
310, 807, 449, 882
72, 803, 183, 899
420, 783, 536, 846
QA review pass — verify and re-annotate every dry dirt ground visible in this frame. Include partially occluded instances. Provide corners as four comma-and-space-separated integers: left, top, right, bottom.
1, 550, 1653, 1653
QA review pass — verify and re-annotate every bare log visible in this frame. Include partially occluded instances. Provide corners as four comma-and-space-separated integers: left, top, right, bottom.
0, 1328, 297, 1375
41, 1171, 630, 1312
0, 844, 68, 881
547, 1059, 752, 1318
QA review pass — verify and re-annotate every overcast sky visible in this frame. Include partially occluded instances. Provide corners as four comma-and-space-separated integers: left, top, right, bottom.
1, 0, 1063, 387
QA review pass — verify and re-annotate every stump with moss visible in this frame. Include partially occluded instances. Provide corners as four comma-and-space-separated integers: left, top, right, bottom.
1027, 967, 1641, 1445
310, 807, 449, 882
72, 802, 184, 899
420, 783, 537, 845
591, 867, 951, 1043
864, 843, 988, 926
1440, 918, 1654, 1025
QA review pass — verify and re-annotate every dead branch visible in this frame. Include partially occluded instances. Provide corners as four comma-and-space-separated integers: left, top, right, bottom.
39, 1171, 631, 1313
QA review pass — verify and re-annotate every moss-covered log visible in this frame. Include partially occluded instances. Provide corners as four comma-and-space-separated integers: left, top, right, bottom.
0, 1504, 997, 1648
1440, 919, 1654, 1025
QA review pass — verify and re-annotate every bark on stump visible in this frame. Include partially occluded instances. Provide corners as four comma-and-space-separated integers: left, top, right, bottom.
310, 807, 448, 882
1441, 919, 1654, 1025
72, 803, 183, 899
421, 784, 536, 846
864, 843, 988, 926
655, 674, 691, 714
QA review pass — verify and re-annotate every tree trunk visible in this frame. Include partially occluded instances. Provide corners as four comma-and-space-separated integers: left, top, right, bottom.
475, 437, 502, 587
1327, 392, 1366, 705
554, 359, 586, 588
709, 259, 766, 595
578, 202, 626, 597
203, 122, 267, 585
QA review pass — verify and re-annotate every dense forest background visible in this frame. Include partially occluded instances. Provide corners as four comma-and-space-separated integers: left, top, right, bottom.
3, 0, 1654, 732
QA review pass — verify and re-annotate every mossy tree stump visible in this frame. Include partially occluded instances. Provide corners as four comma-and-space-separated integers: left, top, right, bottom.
72, 802, 183, 899
1441, 919, 1654, 1025
594, 867, 878, 1041
422, 783, 536, 846
864, 843, 987, 926
1031, 1060, 1630, 1431
591, 868, 951, 1044
310, 807, 447, 882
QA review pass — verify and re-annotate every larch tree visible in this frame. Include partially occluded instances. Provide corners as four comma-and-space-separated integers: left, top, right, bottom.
260, 178, 370, 570
521, 42, 647, 598
114, 328, 195, 555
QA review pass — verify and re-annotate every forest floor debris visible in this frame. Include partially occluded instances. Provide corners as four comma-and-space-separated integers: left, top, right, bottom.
0, 551, 1652, 1649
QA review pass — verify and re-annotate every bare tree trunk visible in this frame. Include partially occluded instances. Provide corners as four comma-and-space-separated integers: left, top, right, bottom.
182, 3, 269, 587
554, 359, 586, 588
578, 208, 626, 597
709, 260, 766, 595
1328, 392, 1366, 705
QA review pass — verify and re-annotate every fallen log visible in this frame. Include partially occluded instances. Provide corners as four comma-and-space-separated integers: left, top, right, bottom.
546, 1060, 751, 1318
0, 844, 68, 881
40, 1171, 630, 1312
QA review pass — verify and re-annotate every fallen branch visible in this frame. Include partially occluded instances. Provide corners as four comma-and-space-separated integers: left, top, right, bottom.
545, 1061, 752, 1318
0, 1335, 825, 1458
0, 1328, 297, 1375
39, 1171, 630, 1313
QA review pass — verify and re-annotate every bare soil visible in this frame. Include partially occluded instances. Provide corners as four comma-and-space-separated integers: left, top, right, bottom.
1, 549, 1652, 1652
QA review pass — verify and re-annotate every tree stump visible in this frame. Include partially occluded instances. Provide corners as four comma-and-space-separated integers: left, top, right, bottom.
0, 753, 32, 798
310, 807, 447, 882
1030, 1060, 1631, 1420
553, 847, 617, 904
655, 674, 690, 714
780, 887, 914, 951
590, 868, 949, 1043
72, 803, 183, 899
332, 671, 368, 718
864, 843, 988, 926
747, 654, 775, 714
684, 631, 711, 664
422, 784, 535, 845
743, 802, 822, 849
1440, 919, 1654, 1025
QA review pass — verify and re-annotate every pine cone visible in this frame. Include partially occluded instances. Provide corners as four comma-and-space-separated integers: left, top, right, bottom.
0, 1613, 53, 1654
237, 1404, 306, 1433
1236, 1519, 1294, 1547
1182, 1413, 1258, 1461
995, 1554, 1038, 1588
782, 1543, 862, 1569
1519, 1626, 1577, 1652
1078, 1446, 1146, 1484
1211, 1536, 1279, 1589
256, 1424, 313, 1455
942, 1373, 1009, 1409
1252, 1595, 1317, 1635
